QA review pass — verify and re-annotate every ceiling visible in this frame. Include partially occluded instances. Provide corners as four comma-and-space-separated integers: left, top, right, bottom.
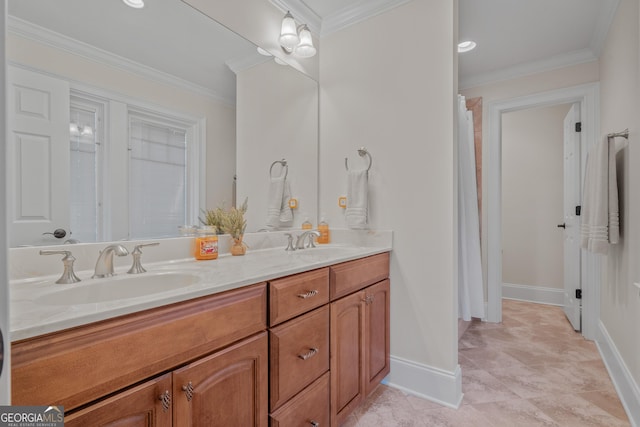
7, 0, 621, 100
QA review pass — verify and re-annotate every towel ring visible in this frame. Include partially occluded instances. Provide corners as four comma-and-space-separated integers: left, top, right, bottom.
270, 159, 288, 179
345, 147, 372, 172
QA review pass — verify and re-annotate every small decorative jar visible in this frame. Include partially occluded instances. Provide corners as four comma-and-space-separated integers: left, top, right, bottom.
194, 226, 218, 260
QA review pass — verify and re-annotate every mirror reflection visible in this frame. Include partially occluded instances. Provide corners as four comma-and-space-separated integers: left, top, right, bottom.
6, 0, 318, 247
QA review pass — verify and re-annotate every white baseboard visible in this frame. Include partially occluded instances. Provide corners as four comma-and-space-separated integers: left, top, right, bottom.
502, 283, 564, 306
596, 321, 640, 427
383, 355, 462, 408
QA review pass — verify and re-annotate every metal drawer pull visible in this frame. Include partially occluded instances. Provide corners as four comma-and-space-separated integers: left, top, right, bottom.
310, 421, 320, 427
298, 347, 319, 360
297, 290, 319, 299
182, 381, 194, 401
362, 295, 374, 305
158, 390, 171, 412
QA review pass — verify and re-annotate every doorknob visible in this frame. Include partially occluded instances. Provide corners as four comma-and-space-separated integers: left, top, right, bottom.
42, 228, 67, 239
557, 223, 566, 229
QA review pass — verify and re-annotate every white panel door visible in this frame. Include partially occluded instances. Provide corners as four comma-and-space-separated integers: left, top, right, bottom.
562, 103, 581, 331
7, 66, 70, 247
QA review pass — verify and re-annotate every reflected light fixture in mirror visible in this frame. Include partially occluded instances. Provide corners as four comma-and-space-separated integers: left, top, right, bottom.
278, 11, 317, 58
122, 0, 144, 9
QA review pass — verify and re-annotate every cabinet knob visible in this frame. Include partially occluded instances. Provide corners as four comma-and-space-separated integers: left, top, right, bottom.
297, 289, 319, 299
362, 295, 374, 305
297, 347, 319, 360
310, 421, 320, 427
158, 390, 171, 412
182, 381, 194, 401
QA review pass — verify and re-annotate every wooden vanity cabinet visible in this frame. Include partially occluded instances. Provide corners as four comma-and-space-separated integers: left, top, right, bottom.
330, 253, 391, 426
12, 283, 268, 426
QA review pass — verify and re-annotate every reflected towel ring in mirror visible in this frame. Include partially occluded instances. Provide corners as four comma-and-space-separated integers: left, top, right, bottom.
345, 147, 372, 172
270, 159, 288, 179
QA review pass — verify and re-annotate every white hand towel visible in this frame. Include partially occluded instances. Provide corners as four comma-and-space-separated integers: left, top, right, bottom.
265, 175, 285, 230
279, 179, 293, 225
580, 137, 619, 254
345, 169, 368, 229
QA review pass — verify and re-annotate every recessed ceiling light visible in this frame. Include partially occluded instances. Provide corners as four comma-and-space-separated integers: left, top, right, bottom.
257, 47, 272, 57
122, 0, 144, 9
458, 40, 476, 53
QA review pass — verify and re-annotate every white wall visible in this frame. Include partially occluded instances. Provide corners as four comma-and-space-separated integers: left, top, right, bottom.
598, 0, 640, 405
460, 61, 599, 298
7, 33, 236, 211
0, 0, 11, 404
502, 104, 569, 289
320, 0, 460, 403
236, 60, 318, 231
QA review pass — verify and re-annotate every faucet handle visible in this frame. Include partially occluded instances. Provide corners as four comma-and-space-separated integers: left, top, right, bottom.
40, 250, 81, 284
284, 233, 296, 251
127, 242, 159, 274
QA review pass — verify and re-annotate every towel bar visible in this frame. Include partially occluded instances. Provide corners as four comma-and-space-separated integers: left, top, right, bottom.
345, 147, 372, 172
269, 159, 288, 179
607, 129, 629, 139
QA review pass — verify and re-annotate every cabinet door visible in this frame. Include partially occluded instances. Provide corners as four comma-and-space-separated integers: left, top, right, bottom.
364, 279, 391, 396
173, 332, 268, 427
330, 290, 365, 426
64, 373, 172, 427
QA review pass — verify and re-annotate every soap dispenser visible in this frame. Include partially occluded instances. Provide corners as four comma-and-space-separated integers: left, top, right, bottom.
302, 216, 313, 230
317, 216, 330, 244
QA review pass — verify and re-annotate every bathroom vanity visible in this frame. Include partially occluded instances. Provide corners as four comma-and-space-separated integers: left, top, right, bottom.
10, 241, 390, 426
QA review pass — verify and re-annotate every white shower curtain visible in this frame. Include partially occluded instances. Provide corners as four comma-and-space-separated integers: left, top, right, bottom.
457, 95, 485, 321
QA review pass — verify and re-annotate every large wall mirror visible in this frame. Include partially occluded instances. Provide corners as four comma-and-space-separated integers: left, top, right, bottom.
6, 0, 318, 247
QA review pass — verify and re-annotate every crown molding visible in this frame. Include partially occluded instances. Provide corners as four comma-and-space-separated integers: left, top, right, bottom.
271, 0, 411, 38
459, 48, 598, 90
7, 16, 232, 105
320, 0, 412, 37
269, 0, 323, 35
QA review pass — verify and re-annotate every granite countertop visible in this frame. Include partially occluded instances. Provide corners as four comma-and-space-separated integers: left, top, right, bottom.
10, 231, 392, 341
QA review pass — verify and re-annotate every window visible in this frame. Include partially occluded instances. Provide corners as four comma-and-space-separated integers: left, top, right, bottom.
69, 95, 105, 243
128, 112, 188, 239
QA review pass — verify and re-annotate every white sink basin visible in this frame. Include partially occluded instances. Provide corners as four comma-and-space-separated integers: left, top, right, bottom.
35, 272, 201, 305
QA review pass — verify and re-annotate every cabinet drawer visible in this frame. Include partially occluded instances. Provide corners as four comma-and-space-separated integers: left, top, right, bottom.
269, 372, 329, 427
269, 267, 329, 326
269, 305, 329, 411
330, 252, 390, 300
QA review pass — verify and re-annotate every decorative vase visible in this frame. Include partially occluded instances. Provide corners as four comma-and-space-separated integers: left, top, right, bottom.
230, 236, 246, 256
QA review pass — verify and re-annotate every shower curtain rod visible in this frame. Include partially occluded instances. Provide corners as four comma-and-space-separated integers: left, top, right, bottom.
607, 128, 629, 139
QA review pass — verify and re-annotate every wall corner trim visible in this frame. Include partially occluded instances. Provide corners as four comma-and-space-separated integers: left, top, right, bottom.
383, 355, 462, 409
596, 321, 640, 427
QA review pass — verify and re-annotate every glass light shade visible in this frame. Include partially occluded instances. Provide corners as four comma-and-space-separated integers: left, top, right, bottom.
122, 0, 145, 8
294, 25, 316, 58
458, 40, 476, 53
278, 12, 299, 51
81, 126, 94, 137
69, 123, 80, 135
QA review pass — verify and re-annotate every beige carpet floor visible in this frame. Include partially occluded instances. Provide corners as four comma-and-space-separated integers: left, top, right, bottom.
343, 299, 630, 426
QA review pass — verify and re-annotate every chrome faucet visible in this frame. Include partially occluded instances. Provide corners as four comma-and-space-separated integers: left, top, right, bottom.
296, 230, 320, 249
92, 244, 129, 278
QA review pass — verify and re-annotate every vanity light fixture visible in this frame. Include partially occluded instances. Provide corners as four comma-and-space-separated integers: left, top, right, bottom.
278, 11, 316, 59
122, 0, 144, 9
458, 40, 477, 53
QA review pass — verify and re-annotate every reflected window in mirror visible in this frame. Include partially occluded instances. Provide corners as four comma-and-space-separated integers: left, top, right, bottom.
128, 113, 188, 239
70, 94, 105, 244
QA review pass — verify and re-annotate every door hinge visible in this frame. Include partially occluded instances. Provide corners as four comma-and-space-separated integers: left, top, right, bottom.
576, 205, 581, 216
575, 122, 582, 132
575, 289, 582, 299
